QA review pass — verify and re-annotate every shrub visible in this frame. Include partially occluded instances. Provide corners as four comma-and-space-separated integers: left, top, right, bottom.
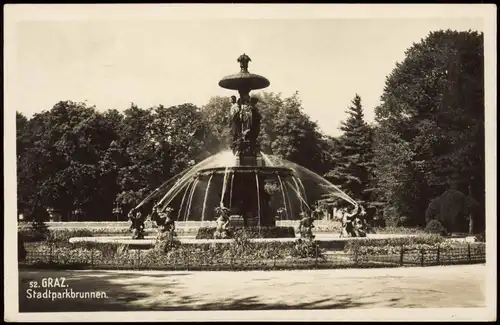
438, 189, 468, 232
21, 238, 485, 269
26, 244, 98, 266
18, 235, 27, 261
425, 219, 448, 236
195, 226, 295, 239
344, 234, 445, 253
195, 227, 216, 239
154, 232, 182, 253
32, 220, 50, 233
345, 239, 485, 261
46, 229, 94, 243
382, 206, 402, 227
70, 241, 126, 254
24, 241, 131, 266
18, 222, 51, 242
147, 231, 321, 263
290, 238, 323, 259
19, 226, 100, 243
373, 227, 426, 235
474, 233, 485, 243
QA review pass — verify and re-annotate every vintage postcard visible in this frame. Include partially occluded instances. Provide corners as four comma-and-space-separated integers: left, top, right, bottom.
4, 4, 497, 322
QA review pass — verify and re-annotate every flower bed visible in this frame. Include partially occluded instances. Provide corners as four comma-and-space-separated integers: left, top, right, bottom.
343, 234, 486, 266
22, 233, 321, 268
21, 234, 485, 270
343, 234, 445, 252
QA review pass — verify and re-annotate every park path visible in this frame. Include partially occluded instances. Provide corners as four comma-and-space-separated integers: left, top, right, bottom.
18, 264, 485, 312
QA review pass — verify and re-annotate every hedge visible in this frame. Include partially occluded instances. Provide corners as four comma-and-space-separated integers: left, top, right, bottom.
425, 219, 448, 236
343, 234, 484, 256
343, 234, 445, 253
195, 226, 296, 239
22, 235, 322, 268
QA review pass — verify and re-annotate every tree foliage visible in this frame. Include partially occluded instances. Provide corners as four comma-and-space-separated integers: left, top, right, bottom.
203, 91, 334, 174
267, 91, 330, 173
17, 92, 336, 221
373, 29, 484, 228
15, 29, 485, 232
325, 95, 377, 213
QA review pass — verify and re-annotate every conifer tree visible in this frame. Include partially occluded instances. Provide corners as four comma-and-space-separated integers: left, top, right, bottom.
325, 95, 376, 214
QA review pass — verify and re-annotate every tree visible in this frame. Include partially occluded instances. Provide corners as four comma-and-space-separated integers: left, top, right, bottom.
325, 95, 376, 214
373, 29, 484, 228
200, 96, 233, 152
17, 112, 32, 215
254, 92, 285, 155
424, 187, 481, 234
115, 103, 214, 211
17, 101, 124, 221
201, 91, 331, 174
264, 91, 329, 173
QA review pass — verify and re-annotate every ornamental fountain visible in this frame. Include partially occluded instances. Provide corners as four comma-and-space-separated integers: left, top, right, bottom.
66, 55, 419, 248
128, 54, 362, 239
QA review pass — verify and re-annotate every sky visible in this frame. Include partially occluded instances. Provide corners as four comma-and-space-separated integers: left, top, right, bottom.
9, 7, 485, 137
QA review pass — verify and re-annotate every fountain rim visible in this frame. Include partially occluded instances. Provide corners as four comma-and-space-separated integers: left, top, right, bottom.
195, 166, 295, 176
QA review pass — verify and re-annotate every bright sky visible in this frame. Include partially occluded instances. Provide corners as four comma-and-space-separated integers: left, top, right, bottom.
8, 6, 485, 137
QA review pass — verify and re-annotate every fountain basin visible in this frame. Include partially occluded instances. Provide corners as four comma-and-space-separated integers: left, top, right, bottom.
218, 72, 270, 91
152, 165, 309, 227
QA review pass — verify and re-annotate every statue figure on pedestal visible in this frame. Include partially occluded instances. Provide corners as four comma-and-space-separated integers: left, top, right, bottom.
237, 53, 251, 73
248, 96, 262, 144
214, 206, 231, 239
229, 94, 262, 157
340, 205, 367, 238
152, 205, 175, 240
298, 211, 316, 239
129, 208, 145, 239
229, 96, 241, 152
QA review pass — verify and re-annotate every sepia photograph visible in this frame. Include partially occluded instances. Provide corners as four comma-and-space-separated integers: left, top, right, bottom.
4, 4, 497, 322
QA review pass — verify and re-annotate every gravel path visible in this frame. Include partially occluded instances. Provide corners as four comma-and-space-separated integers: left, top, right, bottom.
18, 264, 486, 312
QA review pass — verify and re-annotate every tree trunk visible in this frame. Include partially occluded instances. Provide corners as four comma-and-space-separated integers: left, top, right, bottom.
469, 214, 474, 235
467, 182, 474, 234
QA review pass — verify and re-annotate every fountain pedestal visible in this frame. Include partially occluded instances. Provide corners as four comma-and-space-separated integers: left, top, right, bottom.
217, 54, 276, 228
220, 54, 268, 167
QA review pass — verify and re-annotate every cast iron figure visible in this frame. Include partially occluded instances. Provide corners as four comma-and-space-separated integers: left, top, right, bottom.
340, 205, 367, 238
214, 206, 231, 239
229, 94, 262, 156
298, 211, 315, 239
237, 53, 251, 73
152, 205, 175, 239
129, 208, 146, 239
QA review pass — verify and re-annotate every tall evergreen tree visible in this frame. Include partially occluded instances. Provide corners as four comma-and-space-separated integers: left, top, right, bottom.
325, 95, 376, 213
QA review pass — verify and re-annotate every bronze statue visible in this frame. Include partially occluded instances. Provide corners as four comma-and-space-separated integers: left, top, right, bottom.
229, 94, 262, 156
152, 206, 175, 238
240, 96, 253, 140
298, 211, 315, 239
340, 205, 367, 238
129, 208, 146, 239
230, 96, 242, 149
213, 206, 230, 239
248, 96, 261, 143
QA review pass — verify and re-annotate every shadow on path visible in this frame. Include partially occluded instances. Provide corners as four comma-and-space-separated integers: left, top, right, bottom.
18, 267, 483, 313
